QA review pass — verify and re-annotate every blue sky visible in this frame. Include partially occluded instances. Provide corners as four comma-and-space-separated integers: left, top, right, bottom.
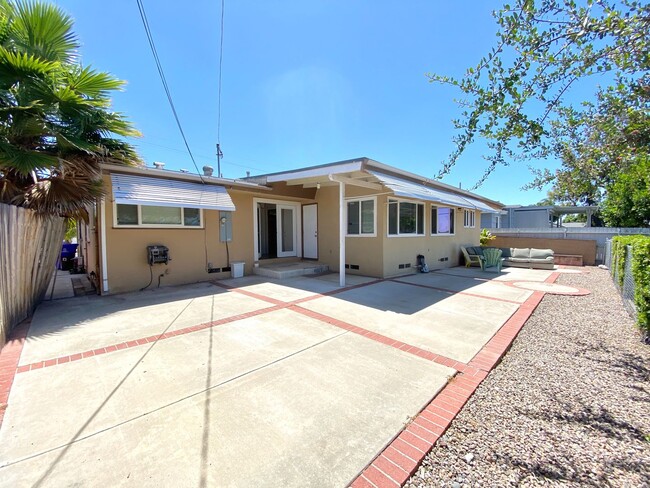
56, 0, 562, 205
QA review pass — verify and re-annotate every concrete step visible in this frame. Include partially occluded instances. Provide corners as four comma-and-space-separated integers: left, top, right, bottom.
253, 263, 329, 280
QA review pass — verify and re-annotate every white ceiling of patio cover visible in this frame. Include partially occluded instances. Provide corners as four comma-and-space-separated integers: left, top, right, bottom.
368, 170, 495, 211
111, 174, 236, 211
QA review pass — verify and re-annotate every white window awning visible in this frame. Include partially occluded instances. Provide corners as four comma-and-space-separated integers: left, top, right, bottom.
111, 174, 236, 211
369, 171, 495, 211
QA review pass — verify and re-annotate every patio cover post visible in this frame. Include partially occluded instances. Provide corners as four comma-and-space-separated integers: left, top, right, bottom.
339, 179, 346, 287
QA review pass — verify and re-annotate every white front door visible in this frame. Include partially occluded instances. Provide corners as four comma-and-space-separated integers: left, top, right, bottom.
277, 205, 297, 258
302, 204, 318, 259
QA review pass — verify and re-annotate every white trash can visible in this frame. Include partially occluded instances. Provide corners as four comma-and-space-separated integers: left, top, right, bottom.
230, 261, 245, 278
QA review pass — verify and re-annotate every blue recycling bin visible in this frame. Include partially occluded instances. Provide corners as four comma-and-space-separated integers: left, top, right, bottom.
60, 243, 78, 271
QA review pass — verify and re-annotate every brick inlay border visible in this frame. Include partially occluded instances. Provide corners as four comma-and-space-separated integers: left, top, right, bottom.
348, 272, 561, 487
14, 303, 285, 374
389, 279, 523, 305
288, 305, 477, 375
0, 318, 31, 427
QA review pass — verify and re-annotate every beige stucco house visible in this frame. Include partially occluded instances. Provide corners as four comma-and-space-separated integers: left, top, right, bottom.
79, 157, 502, 295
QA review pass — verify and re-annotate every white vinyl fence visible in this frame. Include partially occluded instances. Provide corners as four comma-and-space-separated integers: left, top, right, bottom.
0, 203, 65, 346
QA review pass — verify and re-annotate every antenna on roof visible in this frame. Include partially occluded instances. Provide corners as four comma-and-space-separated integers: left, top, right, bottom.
216, 143, 223, 178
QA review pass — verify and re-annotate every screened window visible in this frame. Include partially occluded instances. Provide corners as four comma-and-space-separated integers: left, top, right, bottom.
464, 209, 476, 228
115, 204, 202, 227
141, 206, 181, 225
388, 199, 424, 236
347, 198, 375, 235
116, 204, 138, 225
431, 206, 454, 234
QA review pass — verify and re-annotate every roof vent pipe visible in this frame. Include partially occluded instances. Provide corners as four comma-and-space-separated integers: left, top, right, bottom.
153, 161, 165, 170
203, 165, 213, 177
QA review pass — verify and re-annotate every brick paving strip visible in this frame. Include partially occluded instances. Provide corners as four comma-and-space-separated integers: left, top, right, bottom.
348, 271, 563, 488
0, 268, 580, 486
0, 318, 31, 426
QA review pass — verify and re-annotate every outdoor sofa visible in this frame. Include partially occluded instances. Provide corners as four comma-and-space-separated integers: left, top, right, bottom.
462, 246, 555, 270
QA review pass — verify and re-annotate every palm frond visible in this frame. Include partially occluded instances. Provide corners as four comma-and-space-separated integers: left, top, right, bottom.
0, 140, 58, 174
67, 65, 125, 97
10, 1, 78, 63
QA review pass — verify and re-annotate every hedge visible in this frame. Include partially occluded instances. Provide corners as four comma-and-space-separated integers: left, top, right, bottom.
612, 235, 650, 333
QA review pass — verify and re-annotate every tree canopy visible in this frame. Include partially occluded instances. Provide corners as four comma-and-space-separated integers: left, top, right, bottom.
430, 0, 649, 196
0, 0, 140, 219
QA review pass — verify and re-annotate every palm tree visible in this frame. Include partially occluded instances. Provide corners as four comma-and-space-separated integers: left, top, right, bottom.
0, 0, 141, 220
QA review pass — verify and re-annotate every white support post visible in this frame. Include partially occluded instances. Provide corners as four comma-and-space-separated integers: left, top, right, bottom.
100, 197, 109, 293
339, 180, 346, 287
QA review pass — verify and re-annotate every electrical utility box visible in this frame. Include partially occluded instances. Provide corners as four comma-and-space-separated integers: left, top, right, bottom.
219, 212, 233, 242
147, 245, 170, 265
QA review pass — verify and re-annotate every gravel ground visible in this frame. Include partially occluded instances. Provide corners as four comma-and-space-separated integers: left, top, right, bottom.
406, 267, 650, 487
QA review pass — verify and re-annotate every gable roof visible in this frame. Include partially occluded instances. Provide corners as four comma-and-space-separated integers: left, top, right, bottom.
250, 157, 503, 211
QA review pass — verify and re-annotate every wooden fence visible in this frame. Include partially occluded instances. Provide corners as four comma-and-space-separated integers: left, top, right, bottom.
0, 203, 65, 347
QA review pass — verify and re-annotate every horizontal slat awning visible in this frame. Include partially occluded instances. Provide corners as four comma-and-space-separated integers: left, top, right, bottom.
111, 174, 236, 211
369, 171, 496, 211
462, 196, 499, 213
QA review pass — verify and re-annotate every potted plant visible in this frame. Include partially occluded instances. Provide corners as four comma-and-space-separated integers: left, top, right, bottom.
479, 228, 496, 247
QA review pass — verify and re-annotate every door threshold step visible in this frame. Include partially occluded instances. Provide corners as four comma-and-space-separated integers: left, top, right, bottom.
253, 263, 329, 279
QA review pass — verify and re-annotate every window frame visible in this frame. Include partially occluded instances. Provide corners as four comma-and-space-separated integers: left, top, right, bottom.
345, 196, 377, 237
431, 205, 455, 236
387, 198, 426, 237
463, 209, 476, 228
113, 203, 204, 228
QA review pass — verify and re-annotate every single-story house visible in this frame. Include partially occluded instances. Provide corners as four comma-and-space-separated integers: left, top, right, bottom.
78, 157, 503, 295
493, 205, 599, 229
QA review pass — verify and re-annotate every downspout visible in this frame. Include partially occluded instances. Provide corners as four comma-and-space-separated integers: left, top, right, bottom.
100, 197, 109, 293
328, 175, 346, 287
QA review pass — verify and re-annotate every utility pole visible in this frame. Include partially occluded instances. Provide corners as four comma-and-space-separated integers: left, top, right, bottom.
216, 143, 223, 178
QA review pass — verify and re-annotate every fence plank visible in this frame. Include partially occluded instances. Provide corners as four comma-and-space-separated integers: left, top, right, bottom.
0, 203, 65, 346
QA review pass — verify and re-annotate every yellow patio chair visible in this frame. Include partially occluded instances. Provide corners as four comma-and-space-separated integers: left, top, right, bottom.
461, 246, 482, 268
480, 247, 503, 273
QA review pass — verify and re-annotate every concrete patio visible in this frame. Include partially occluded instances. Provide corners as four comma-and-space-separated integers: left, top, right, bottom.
0, 266, 576, 487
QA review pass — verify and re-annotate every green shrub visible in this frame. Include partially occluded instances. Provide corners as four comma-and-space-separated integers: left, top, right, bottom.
612, 235, 650, 333
479, 228, 496, 247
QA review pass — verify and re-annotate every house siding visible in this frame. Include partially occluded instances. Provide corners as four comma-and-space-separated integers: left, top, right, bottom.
94, 168, 492, 294
102, 176, 256, 294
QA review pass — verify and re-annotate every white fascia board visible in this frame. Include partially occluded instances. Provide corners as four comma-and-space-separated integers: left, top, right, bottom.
266, 161, 364, 183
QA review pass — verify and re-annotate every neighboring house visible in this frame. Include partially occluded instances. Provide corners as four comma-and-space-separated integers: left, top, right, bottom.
496, 205, 598, 229
79, 157, 502, 295
480, 210, 506, 229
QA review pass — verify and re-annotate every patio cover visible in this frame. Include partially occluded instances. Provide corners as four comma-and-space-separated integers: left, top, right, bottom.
111, 174, 236, 211
368, 171, 496, 212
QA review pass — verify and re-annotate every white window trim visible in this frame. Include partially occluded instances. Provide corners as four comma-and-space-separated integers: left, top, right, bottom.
431, 205, 456, 236
464, 209, 476, 228
387, 198, 426, 237
113, 202, 204, 229
345, 196, 377, 237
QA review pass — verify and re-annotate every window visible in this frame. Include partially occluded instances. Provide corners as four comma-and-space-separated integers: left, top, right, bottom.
464, 209, 476, 228
431, 206, 454, 234
388, 199, 424, 236
346, 198, 375, 236
115, 204, 202, 227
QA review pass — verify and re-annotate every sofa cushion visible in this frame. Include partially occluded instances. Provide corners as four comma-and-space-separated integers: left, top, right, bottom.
505, 257, 531, 263
530, 248, 554, 259
512, 247, 531, 259
499, 247, 512, 258
467, 246, 484, 256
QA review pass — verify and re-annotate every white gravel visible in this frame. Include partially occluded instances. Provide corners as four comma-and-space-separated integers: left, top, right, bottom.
406, 267, 650, 487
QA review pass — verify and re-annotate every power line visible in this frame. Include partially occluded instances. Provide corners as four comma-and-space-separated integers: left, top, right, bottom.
217, 0, 225, 144
135, 0, 205, 182
216, 0, 225, 178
